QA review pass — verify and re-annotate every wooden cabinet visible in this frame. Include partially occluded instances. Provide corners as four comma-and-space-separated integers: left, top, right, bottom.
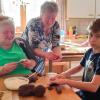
67, 0, 100, 18
95, 0, 100, 18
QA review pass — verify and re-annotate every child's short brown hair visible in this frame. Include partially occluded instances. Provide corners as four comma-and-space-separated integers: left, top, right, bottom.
90, 19, 100, 33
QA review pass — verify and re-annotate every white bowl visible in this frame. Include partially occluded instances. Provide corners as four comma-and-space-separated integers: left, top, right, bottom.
4, 77, 29, 90
47, 72, 57, 78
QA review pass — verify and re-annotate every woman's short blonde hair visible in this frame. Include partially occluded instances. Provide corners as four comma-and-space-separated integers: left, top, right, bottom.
0, 16, 15, 32
40, 1, 58, 15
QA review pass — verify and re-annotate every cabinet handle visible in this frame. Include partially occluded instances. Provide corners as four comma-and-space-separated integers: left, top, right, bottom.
88, 14, 94, 16
97, 14, 100, 16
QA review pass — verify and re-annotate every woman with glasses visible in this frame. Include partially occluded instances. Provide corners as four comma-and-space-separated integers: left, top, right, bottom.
22, 1, 62, 74
0, 16, 36, 76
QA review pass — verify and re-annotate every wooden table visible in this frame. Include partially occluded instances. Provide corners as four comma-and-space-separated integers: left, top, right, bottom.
0, 75, 81, 100
48, 41, 90, 72
49, 52, 84, 72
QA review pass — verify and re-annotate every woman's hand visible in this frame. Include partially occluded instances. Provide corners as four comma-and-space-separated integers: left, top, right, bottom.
52, 47, 62, 61
21, 59, 36, 69
2, 62, 17, 74
52, 52, 62, 61
45, 52, 61, 61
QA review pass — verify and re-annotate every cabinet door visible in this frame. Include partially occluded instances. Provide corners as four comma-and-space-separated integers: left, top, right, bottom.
67, 0, 95, 18
96, 0, 100, 18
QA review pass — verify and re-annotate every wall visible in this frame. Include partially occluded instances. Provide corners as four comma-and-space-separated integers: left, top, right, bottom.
65, 0, 96, 34
66, 18, 95, 34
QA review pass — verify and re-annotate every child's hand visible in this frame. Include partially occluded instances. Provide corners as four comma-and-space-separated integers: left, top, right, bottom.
50, 74, 66, 81
50, 78, 67, 85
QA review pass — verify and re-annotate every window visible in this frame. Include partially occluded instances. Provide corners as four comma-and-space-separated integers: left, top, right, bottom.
2, 0, 20, 27
2, 0, 54, 32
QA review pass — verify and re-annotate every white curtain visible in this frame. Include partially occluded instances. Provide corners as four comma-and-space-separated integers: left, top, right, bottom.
56, 0, 67, 31
1, 0, 52, 27
1, 0, 20, 26
0, 0, 5, 15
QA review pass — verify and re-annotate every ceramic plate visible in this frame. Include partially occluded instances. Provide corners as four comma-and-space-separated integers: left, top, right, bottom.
4, 77, 29, 90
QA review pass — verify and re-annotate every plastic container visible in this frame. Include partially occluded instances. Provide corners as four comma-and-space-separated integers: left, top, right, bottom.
59, 30, 65, 43
68, 26, 73, 39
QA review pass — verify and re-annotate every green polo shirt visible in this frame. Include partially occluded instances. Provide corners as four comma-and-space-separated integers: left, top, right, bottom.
0, 42, 32, 75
